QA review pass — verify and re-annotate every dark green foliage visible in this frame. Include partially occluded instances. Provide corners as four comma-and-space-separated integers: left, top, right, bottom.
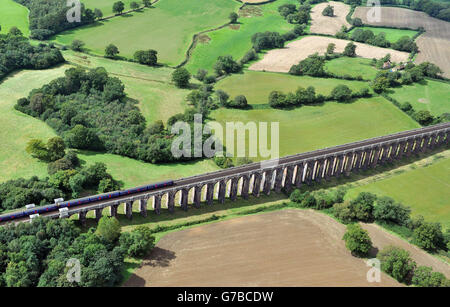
343, 42, 357, 57
95, 216, 121, 243
342, 224, 372, 257
229, 12, 239, 24
412, 221, 445, 252
113, 1, 125, 14
172, 67, 191, 88
373, 196, 411, 226
331, 84, 352, 102
349, 192, 376, 222
392, 36, 418, 53
105, 44, 120, 59
378, 246, 416, 283
226, 95, 248, 109
251, 32, 285, 52
0, 32, 64, 80
119, 226, 155, 257
412, 266, 447, 287
413, 110, 434, 126
289, 54, 326, 77
214, 156, 234, 169
14, 0, 96, 39
322, 5, 334, 17
133, 49, 158, 66
289, 189, 307, 203
71, 40, 85, 51
47, 150, 80, 175
214, 55, 241, 76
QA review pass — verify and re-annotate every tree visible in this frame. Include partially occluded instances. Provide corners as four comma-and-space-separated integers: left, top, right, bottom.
64, 125, 100, 150
350, 192, 376, 222
214, 55, 241, 76
412, 266, 446, 287
331, 84, 352, 102
94, 8, 103, 19
413, 110, 434, 126
119, 226, 155, 257
373, 197, 411, 225
413, 222, 444, 251
378, 246, 416, 283
133, 49, 158, 65
26, 139, 49, 161
105, 44, 119, 58
343, 42, 357, 57
143, 0, 152, 7
172, 68, 191, 88
229, 12, 239, 24
95, 216, 121, 243
326, 43, 336, 55
228, 95, 248, 109
112, 1, 125, 14
371, 75, 390, 93
352, 17, 363, 26
322, 5, 334, 17
130, 1, 140, 9
71, 40, 85, 51
289, 54, 326, 77
46, 137, 66, 162
342, 224, 372, 257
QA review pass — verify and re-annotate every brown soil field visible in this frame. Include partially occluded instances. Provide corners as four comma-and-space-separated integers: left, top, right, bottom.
249, 36, 409, 72
353, 7, 450, 78
124, 209, 402, 287
361, 223, 450, 278
310, 1, 352, 35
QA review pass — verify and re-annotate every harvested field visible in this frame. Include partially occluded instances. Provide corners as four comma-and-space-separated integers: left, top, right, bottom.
249, 36, 409, 73
310, 1, 352, 35
353, 7, 450, 78
124, 210, 401, 286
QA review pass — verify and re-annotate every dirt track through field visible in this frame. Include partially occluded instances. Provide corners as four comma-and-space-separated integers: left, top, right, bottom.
124, 210, 402, 287
249, 36, 409, 72
310, 1, 352, 35
353, 7, 450, 78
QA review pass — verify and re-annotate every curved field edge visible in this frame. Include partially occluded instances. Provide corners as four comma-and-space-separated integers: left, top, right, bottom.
0, 0, 30, 36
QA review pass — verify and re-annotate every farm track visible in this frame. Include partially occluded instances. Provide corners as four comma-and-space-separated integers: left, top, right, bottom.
353, 7, 450, 78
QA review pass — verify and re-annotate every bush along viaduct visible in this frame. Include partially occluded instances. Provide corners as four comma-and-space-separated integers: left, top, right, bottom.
5, 123, 450, 225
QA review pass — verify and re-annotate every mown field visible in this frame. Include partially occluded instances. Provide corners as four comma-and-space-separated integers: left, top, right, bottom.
210, 95, 419, 159
348, 27, 419, 43
185, 0, 297, 74
52, 0, 241, 65
324, 57, 379, 80
389, 78, 450, 116
63, 50, 189, 123
0, 65, 218, 187
346, 155, 450, 230
0, 0, 29, 36
83, 0, 137, 16
215, 70, 371, 105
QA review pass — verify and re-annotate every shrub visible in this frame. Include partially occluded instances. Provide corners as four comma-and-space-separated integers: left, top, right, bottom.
333, 202, 355, 223
214, 156, 234, 169
350, 192, 376, 222
172, 68, 191, 88
290, 189, 307, 203
342, 224, 372, 257
119, 226, 155, 257
95, 216, 121, 243
412, 266, 446, 287
413, 222, 445, 252
331, 84, 353, 102
378, 246, 416, 283
105, 44, 119, 58
133, 49, 157, 66
322, 5, 334, 17
373, 196, 411, 225
227, 95, 248, 109
343, 42, 357, 57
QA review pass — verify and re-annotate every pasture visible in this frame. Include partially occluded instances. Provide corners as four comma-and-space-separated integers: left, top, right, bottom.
215, 70, 371, 105
389, 78, 450, 116
52, 0, 241, 65
324, 57, 379, 80
124, 210, 401, 286
348, 27, 419, 43
83, 0, 138, 16
185, 0, 297, 74
210, 96, 419, 159
309, 1, 351, 35
353, 6, 450, 78
0, 0, 29, 36
346, 155, 450, 230
249, 36, 410, 73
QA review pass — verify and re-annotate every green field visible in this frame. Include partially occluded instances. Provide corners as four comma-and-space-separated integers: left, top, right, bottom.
348, 26, 419, 42
185, 0, 297, 74
346, 155, 450, 230
325, 57, 379, 80
0, 0, 29, 36
83, 0, 137, 16
216, 70, 371, 105
0, 65, 218, 186
389, 79, 450, 116
63, 50, 190, 123
210, 96, 419, 159
52, 0, 241, 65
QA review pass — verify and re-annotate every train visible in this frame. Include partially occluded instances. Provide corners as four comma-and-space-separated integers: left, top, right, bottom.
0, 180, 174, 223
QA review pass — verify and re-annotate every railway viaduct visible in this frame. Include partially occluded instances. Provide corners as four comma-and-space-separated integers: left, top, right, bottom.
6, 123, 450, 225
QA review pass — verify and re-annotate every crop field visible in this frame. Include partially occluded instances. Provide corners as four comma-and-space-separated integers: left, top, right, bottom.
124, 210, 401, 286
210, 96, 419, 159
348, 27, 419, 43
389, 78, 450, 116
324, 57, 378, 80
83, 0, 137, 16
184, 0, 297, 74
309, 1, 351, 35
249, 36, 410, 73
52, 0, 241, 65
353, 6, 450, 78
347, 156, 450, 230
0, 0, 29, 36
216, 70, 371, 105
63, 50, 190, 123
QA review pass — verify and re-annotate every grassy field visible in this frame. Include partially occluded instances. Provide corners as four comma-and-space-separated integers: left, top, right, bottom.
215, 70, 371, 105
52, 0, 241, 65
389, 78, 450, 116
185, 0, 297, 74
346, 155, 450, 230
0, 65, 218, 186
348, 26, 419, 42
83, 0, 137, 16
324, 57, 379, 80
210, 95, 419, 159
63, 50, 189, 123
0, 0, 29, 36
